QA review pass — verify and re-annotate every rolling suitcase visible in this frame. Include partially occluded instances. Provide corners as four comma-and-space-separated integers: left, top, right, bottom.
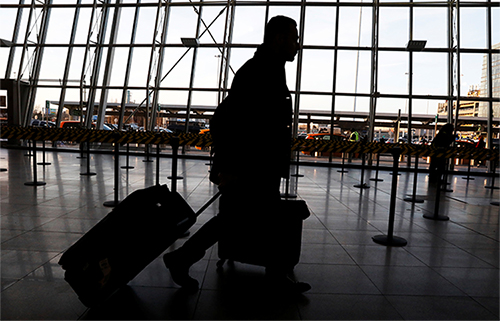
58, 184, 220, 307
216, 199, 310, 271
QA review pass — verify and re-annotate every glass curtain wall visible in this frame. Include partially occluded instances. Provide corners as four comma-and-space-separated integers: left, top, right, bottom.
0, 0, 499, 147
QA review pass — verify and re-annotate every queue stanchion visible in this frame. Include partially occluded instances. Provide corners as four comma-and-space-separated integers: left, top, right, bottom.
404, 150, 424, 203
372, 147, 407, 246
462, 153, 475, 181
156, 139, 161, 186
423, 156, 449, 221
103, 134, 121, 207
121, 143, 134, 170
143, 144, 154, 163
24, 140, 33, 156
80, 140, 96, 176
291, 150, 304, 178
168, 136, 184, 193
77, 142, 86, 159
485, 159, 499, 190
280, 175, 297, 199
370, 151, 383, 182
441, 158, 453, 192
24, 140, 46, 186
354, 151, 369, 189
37, 140, 51, 166
338, 150, 348, 173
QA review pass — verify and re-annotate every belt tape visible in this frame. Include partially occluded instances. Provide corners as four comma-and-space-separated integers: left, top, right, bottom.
1, 126, 497, 161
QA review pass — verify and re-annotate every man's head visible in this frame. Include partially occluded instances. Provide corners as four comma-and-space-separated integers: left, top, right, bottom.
264, 15, 300, 62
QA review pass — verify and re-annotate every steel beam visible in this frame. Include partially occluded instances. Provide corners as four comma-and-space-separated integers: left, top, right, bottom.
84, 0, 111, 128
56, 0, 81, 127
24, 0, 53, 127
96, 0, 123, 130
118, 0, 142, 130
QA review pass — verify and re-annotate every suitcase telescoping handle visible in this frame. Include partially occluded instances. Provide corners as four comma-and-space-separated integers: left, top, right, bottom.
195, 191, 222, 217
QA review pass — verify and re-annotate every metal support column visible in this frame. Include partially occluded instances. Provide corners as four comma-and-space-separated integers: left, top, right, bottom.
118, 0, 141, 130
184, 1, 203, 135
5, 0, 25, 79
96, 0, 123, 130
56, 0, 81, 127
367, 0, 379, 143
151, 0, 172, 131
292, 0, 306, 141
23, 0, 53, 127
84, 0, 111, 128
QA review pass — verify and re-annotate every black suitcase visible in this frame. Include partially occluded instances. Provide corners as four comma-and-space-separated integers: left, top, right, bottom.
58, 184, 220, 307
216, 199, 310, 271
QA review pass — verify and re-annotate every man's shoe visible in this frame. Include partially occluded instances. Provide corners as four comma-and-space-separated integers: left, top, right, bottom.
162, 252, 199, 290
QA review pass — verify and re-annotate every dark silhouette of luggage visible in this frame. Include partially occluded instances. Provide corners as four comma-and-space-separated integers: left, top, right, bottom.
216, 199, 310, 271
58, 185, 220, 307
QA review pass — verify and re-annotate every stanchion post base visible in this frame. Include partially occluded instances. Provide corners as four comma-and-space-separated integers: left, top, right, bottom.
403, 197, 424, 203
0, 168, 7, 172
491, 201, 499, 206
24, 181, 46, 186
168, 176, 184, 180
423, 213, 449, 221
37, 162, 51, 166
369, 178, 383, 182
353, 183, 370, 189
103, 200, 120, 207
372, 235, 407, 247
143, 159, 154, 163
120, 166, 135, 169
389, 173, 401, 176
337, 169, 348, 173
280, 193, 297, 199
291, 174, 304, 177
485, 186, 500, 190
462, 177, 475, 180
80, 172, 97, 176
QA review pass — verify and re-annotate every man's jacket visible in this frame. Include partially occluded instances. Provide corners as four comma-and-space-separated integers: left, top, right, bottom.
210, 44, 292, 182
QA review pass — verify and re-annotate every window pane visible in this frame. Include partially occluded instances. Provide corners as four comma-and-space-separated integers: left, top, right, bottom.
460, 8, 487, 49
379, 7, 409, 48
414, 8, 447, 48
413, 52, 448, 96
160, 48, 194, 88
336, 50, 371, 94
166, 7, 199, 44
338, 7, 372, 47
304, 7, 336, 46
193, 48, 224, 89
378, 51, 408, 95
301, 49, 334, 92
232, 6, 266, 44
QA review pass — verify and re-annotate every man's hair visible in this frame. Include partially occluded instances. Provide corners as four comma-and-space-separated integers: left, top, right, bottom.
264, 15, 297, 44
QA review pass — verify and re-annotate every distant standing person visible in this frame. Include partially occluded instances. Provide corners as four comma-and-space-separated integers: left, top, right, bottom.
475, 136, 486, 167
429, 123, 456, 182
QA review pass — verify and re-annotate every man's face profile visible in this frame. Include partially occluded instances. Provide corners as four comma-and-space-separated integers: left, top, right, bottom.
284, 26, 300, 62
279, 25, 300, 62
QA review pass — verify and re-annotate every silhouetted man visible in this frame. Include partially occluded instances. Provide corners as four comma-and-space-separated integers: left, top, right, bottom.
429, 123, 456, 182
163, 16, 310, 293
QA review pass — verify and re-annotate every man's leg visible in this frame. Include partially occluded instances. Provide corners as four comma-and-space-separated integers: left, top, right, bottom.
163, 215, 223, 289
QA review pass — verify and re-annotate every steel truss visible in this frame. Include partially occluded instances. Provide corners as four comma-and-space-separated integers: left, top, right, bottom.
3, 0, 500, 147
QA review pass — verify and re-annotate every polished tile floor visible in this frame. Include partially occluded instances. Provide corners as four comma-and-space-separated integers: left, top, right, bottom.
1, 147, 499, 320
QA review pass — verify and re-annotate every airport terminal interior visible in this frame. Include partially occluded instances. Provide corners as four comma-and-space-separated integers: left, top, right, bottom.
0, 148, 499, 320
1, 0, 500, 319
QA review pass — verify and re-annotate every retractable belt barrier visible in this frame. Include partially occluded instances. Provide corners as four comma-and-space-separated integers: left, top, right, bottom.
1, 126, 498, 161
